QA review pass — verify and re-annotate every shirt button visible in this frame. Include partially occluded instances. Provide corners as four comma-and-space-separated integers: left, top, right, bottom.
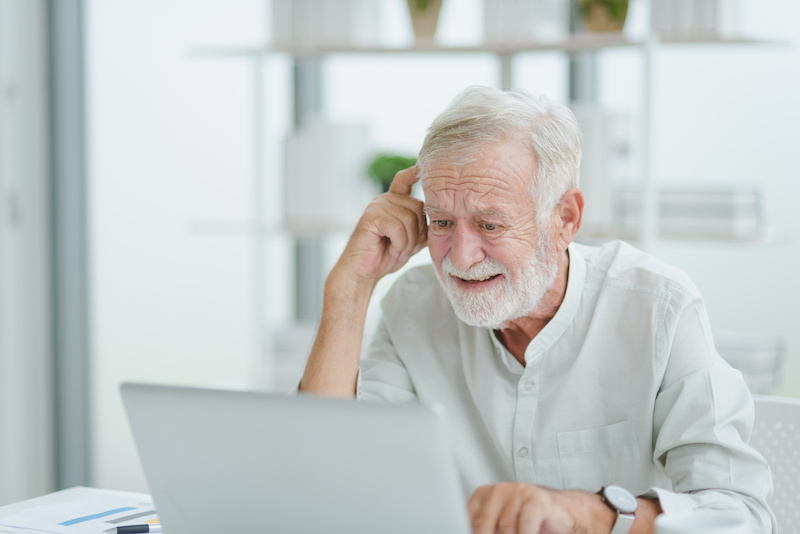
523, 381, 534, 391
518, 447, 529, 457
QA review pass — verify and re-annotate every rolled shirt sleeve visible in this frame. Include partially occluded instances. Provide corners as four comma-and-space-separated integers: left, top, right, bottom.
357, 317, 418, 403
647, 291, 775, 532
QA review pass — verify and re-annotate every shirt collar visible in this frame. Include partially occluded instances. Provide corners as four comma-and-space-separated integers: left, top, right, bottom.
485, 243, 587, 368
523, 242, 587, 362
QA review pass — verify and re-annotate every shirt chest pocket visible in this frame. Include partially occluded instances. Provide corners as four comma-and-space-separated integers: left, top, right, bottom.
556, 420, 647, 494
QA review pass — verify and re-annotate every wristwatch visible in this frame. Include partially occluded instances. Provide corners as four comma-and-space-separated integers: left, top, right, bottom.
599, 485, 638, 534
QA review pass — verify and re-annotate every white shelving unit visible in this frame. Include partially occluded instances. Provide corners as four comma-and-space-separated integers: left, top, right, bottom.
191, 32, 784, 243
189, 8, 787, 391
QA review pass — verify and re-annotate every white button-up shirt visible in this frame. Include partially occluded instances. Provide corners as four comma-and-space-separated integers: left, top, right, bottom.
358, 240, 775, 533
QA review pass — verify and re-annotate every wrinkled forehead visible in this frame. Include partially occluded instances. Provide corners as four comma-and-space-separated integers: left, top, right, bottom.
420, 140, 537, 207
422, 180, 525, 219
421, 174, 537, 223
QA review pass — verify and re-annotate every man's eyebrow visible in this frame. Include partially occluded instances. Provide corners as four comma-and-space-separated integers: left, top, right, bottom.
422, 205, 443, 215
475, 209, 504, 218
422, 205, 508, 219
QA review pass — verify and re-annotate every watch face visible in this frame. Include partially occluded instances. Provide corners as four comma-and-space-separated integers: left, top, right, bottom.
604, 485, 638, 514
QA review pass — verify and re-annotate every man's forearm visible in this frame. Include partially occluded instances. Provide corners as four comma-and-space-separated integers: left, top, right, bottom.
299, 166, 425, 396
299, 266, 377, 397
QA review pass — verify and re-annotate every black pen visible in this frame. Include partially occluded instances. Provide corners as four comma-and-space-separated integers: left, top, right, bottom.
104, 524, 162, 533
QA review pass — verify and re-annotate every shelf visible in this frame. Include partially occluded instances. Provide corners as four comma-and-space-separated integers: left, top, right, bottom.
577, 226, 791, 247
187, 219, 791, 246
186, 219, 355, 238
190, 35, 784, 59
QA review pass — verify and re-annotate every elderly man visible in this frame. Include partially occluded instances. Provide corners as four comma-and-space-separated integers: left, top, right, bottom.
299, 86, 775, 534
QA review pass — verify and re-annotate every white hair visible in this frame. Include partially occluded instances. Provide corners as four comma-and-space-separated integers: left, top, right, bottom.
418, 86, 582, 225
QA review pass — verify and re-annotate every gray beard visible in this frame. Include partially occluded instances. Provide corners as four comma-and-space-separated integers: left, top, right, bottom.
434, 233, 559, 329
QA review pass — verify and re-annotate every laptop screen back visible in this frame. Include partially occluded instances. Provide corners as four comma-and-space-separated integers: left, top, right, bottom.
121, 382, 471, 534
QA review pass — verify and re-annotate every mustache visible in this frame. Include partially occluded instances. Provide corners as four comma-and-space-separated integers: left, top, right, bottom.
441, 257, 509, 280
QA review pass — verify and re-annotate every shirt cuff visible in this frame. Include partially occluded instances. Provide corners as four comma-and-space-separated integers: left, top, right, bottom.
640, 487, 695, 515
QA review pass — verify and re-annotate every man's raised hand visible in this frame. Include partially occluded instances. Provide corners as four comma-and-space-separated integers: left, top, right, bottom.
336, 165, 427, 284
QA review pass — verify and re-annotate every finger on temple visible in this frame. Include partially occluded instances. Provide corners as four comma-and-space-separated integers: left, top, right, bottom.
387, 165, 420, 196
391, 193, 427, 236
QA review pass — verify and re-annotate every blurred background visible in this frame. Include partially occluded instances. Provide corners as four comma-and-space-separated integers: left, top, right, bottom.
1, 0, 798, 507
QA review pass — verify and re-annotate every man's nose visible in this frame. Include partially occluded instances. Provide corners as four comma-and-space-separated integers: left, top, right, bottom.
449, 225, 486, 272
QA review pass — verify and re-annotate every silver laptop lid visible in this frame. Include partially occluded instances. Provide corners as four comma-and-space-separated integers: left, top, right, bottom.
121, 382, 471, 534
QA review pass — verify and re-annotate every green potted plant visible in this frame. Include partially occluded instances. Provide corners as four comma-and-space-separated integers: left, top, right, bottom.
577, 0, 629, 33
367, 153, 417, 193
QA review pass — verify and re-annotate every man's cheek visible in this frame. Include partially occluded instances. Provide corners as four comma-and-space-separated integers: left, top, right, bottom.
426, 238, 446, 268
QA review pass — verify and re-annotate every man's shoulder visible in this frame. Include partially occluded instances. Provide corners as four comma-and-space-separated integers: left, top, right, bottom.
396, 263, 440, 284
380, 263, 452, 319
574, 240, 698, 297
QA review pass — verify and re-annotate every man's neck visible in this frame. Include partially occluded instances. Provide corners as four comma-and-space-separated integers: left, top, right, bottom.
495, 249, 570, 367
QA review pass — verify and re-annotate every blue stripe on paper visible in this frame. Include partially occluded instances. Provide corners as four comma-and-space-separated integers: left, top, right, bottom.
59, 507, 137, 526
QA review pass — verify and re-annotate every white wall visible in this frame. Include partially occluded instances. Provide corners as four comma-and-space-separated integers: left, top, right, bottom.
87, 0, 284, 492
646, 1, 800, 395
86, 0, 800, 493
0, 0, 54, 505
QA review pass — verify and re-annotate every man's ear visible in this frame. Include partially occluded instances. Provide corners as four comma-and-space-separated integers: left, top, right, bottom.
554, 188, 584, 250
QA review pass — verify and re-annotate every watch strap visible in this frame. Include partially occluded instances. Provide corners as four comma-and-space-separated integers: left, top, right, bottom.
599, 486, 637, 534
609, 511, 635, 534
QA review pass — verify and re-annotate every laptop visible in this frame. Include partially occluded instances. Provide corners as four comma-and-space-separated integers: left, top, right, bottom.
120, 382, 471, 534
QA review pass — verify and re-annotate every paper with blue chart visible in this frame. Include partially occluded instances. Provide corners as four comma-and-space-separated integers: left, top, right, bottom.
0, 493, 158, 534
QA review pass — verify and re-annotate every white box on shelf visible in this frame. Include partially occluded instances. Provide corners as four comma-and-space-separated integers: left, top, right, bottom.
651, 0, 741, 38
650, 0, 672, 35
692, 0, 742, 38
292, 0, 315, 48
271, 0, 293, 48
673, 0, 696, 36
272, 0, 380, 48
715, 0, 742, 38
693, 0, 717, 38
484, 0, 568, 44
284, 120, 374, 234
346, 0, 381, 46
316, 0, 350, 47
572, 104, 634, 238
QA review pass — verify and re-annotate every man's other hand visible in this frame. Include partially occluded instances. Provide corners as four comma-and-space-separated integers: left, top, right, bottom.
468, 483, 659, 534
468, 483, 580, 534
337, 165, 427, 283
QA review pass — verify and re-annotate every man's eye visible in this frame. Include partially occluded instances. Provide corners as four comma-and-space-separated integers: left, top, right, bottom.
433, 220, 451, 228
481, 223, 499, 231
